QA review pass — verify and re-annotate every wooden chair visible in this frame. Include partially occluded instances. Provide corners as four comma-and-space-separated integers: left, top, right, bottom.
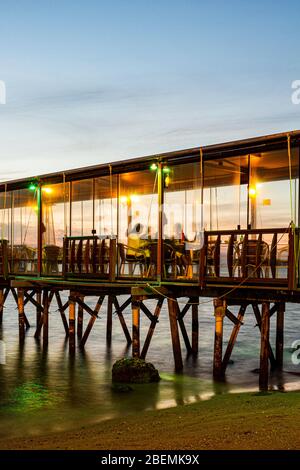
233, 235, 269, 278
118, 243, 146, 276
44, 245, 61, 274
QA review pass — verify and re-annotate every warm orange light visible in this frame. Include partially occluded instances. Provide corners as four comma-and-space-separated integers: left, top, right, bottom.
120, 196, 128, 204
42, 187, 53, 194
130, 194, 139, 202
249, 187, 257, 198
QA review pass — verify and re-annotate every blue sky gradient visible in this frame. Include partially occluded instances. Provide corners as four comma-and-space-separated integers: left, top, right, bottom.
0, 0, 300, 180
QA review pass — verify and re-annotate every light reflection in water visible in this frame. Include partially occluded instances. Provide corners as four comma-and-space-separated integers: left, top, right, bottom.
0, 294, 300, 438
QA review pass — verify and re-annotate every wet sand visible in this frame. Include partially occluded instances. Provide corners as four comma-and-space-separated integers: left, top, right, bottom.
0, 391, 299, 450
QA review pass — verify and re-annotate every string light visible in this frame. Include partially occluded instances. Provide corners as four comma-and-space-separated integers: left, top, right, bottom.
150, 163, 158, 171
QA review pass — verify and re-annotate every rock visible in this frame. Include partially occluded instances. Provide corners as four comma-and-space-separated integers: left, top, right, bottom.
112, 358, 160, 384
111, 383, 133, 393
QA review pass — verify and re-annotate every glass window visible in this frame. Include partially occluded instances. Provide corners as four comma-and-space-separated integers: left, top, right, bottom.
95, 175, 118, 238
249, 148, 299, 229
71, 179, 94, 236
204, 155, 248, 230
11, 188, 38, 274
42, 183, 70, 275
118, 169, 158, 277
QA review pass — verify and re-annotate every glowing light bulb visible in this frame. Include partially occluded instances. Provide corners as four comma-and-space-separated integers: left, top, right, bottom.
249, 187, 257, 197
130, 194, 139, 203
42, 187, 53, 194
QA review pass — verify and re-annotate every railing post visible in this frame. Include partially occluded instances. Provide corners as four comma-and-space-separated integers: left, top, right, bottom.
109, 238, 117, 282
199, 231, 207, 288
288, 227, 295, 290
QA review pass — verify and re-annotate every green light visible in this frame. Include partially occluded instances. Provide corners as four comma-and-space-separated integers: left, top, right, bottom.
163, 167, 170, 173
29, 184, 37, 191
150, 163, 158, 171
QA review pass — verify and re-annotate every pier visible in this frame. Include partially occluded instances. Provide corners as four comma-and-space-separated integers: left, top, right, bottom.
1, 130, 299, 390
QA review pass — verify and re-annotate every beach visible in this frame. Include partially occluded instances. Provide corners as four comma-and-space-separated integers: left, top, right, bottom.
0, 391, 299, 450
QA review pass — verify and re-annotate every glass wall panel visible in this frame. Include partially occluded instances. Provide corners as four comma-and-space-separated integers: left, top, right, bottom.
163, 162, 202, 280
95, 175, 118, 238
118, 169, 158, 277
71, 179, 94, 236
249, 148, 299, 229
42, 183, 70, 275
203, 155, 248, 230
11, 188, 38, 274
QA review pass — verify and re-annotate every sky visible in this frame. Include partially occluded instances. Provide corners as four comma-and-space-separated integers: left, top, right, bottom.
0, 0, 300, 181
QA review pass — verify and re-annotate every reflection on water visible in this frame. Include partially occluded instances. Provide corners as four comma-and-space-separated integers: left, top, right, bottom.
0, 295, 300, 438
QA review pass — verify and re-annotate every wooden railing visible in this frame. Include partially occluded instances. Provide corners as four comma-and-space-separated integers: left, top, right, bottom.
0, 240, 9, 279
62, 236, 117, 280
199, 227, 297, 289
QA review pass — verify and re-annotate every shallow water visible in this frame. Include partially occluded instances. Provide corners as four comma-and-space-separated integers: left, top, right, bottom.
0, 294, 300, 439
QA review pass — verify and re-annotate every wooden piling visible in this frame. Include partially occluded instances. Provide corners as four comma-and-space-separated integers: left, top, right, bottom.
77, 295, 84, 339
69, 293, 76, 354
191, 298, 199, 355
276, 302, 285, 370
36, 291, 42, 327
168, 297, 183, 372
42, 290, 49, 348
0, 289, 4, 325
106, 295, 113, 345
213, 299, 226, 379
132, 299, 140, 358
222, 304, 246, 374
17, 288, 26, 342
259, 302, 270, 391
141, 298, 164, 359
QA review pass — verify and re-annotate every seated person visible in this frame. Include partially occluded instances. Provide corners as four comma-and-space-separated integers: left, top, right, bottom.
127, 223, 149, 260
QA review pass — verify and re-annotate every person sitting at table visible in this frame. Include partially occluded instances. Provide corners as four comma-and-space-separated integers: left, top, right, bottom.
127, 223, 149, 262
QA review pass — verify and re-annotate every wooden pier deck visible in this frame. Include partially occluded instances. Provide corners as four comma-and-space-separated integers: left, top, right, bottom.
1, 130, 300, 390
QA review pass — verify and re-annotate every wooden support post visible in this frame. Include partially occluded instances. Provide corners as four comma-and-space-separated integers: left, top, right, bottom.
17, 288, 25, 342
259, 302, 270, 391
132, 299, 140, 358
177, 301, 192, 355
42, 290, 49, 348
191, 298, 199, 355
77, 295, 84, 339
252, 302, 276, 370
222, 304, 246, 374
168, 297, 183, 372
79, 295, 104, 349
36, 291, 42, 327
69, 293, 76, 355
112, 296, 132, 344
54, 291, 69, 336
0, 289, 4, 325
106, 295, 113, 345
276, 302, 285, 370
141, 298, 164, 359
213, 299, 226, 379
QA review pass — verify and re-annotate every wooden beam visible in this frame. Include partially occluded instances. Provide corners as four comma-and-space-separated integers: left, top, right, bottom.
112, 296, 132, 344
54, 291, 69, 337
252, 302, 276, 370
213, 299, 226, 379
168, 297, 183, 371
0, 290, 3, 324
69, 293, 76, 354
141, 298, 164, 359
132, 299, 140, 358
259, 302, 270, 391
222, 304, 247, 373
191, 298, 199, 355
276, 302, 285, 370
176, 300, 192, 354
43, 289, 49, 348
80, 296, 105, 348
17, 288, 25, 342
106, 295, 113, 345
77, 295, 84, 340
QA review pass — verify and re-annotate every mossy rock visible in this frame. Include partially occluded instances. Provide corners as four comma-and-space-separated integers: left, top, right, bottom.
112, 358, 160, 384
